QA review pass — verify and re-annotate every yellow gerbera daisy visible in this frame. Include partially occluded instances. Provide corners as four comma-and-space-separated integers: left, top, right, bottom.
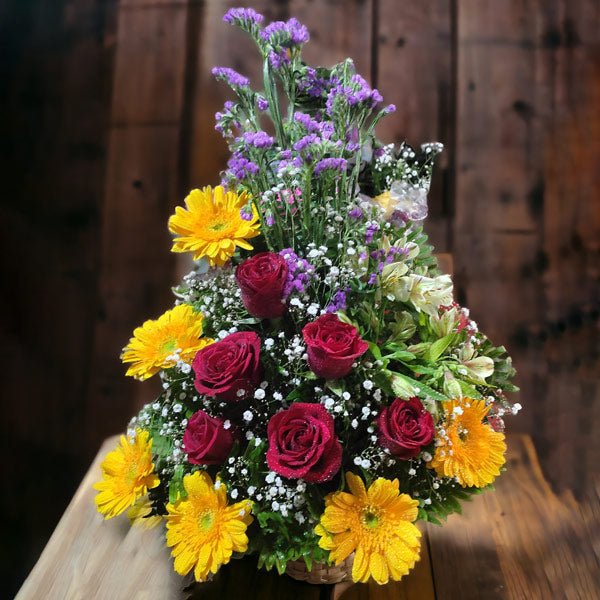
121, 304, 213, 380
168, 185, 260, 267
315, 472, 421, 585
127, 495, 163, 530
94, 430, 160, 519
429, 398, 506, 487
165, 471, 253, 582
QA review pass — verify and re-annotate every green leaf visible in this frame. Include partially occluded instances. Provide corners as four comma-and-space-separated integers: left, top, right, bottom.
368, 342, 382, 361
457, 380, 483, 399
285, 388, 302, 402
299, 370, 317, 381
445, 495, 462, 514
325, 380, 344, 397
235, 317, 261, 325
274, 555, 286, 575
407, 342, 431, 356
393, 373, 449, 402
427, 333, 455, 362
409, 364, 437, 375
168, 464, 185, 504
304, 555, 313, 572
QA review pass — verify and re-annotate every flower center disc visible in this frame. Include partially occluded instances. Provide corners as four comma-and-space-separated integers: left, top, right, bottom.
199, 510, 215, 532
126, 460, 139, 483
361, 508, 380, 529
161, 338, 177, 355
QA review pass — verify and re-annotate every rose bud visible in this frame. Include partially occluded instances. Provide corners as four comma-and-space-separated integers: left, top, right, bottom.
377, 397, 435, 459
302, 313, 368, 379
236, 252, 289, 319
183, 409, 235, 465
192, 331, 261, 401
266, 403, 342, 483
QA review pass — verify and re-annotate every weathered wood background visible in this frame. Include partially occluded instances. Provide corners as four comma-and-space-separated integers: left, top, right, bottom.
1, 0, 598, 596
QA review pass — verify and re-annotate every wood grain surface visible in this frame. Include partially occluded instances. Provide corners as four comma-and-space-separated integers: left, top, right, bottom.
17, 434, 599, 599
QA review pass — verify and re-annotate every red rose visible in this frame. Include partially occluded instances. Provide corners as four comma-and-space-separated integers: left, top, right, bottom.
183, 409, 235, 465
236, 252, 289, 319
266, 403, 342, 483
192, 331, 261, 401
302, 313, 368, 379
377, 397, 434, 459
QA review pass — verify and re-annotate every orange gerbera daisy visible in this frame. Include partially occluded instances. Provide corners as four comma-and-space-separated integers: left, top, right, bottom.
315, 473, 421, 584
429, 397, 506, 487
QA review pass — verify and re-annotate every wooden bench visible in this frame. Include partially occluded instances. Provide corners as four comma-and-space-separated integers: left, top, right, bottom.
17, 434, 599, 599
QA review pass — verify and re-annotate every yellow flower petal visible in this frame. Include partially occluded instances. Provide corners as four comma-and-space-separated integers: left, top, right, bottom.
93, 430, 159, 519
121, 304, 213, 380
369, 552, 389, 585
315, 472, 421, 585
166, 471, 253, 582
345, 472, 367, 502
352, 546, 370, 583
168, 185, 260, 267
429, 398, 506, 487
127, 496, 162, 529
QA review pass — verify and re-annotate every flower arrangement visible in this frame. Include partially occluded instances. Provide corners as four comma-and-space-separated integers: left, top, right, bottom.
94, 8, 519, 586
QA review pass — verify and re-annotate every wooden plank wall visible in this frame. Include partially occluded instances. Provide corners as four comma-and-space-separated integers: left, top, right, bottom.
1, 0, 598, 595
0, 0, 117, 595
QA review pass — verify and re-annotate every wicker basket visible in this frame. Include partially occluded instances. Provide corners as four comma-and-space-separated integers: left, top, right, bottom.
285, 555, 353, 584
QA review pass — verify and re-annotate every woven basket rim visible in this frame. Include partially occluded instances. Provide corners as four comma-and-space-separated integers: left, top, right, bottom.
285, 554, 353, 584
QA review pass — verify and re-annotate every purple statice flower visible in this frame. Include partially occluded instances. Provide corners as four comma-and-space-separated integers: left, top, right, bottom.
279, 149, 292, 160
349, 75, 383, 106
365, 221, 380, 243
368, 272, 378, 285
223, 7, 264, 25
325, 85, 346, 115
240, 209, 254, 221
373, 146, 386, 159
268, 49, 290, 70
318, 122, 334, 140
243, 131, 274, 148
384, 104, 396, 114
346, 142, 360, 153
325, 75, 383, 116
262, 18, 309, 46
261, 20, 286, 40
214, 101, 240, 135
314, 157, 347, 176
227, 152, 259, 180
287, 18, 309, 44
325, 287, 350, 313
279, 248, 315, 298
277, 155, 303, 173
297, 67, 328, 98
256, 96, 269, 111
295, 112, 334, 140
349, 206, 363, 219
212, 67, 249, 88
293, 134, 320, 152
294, 112, 320, 132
